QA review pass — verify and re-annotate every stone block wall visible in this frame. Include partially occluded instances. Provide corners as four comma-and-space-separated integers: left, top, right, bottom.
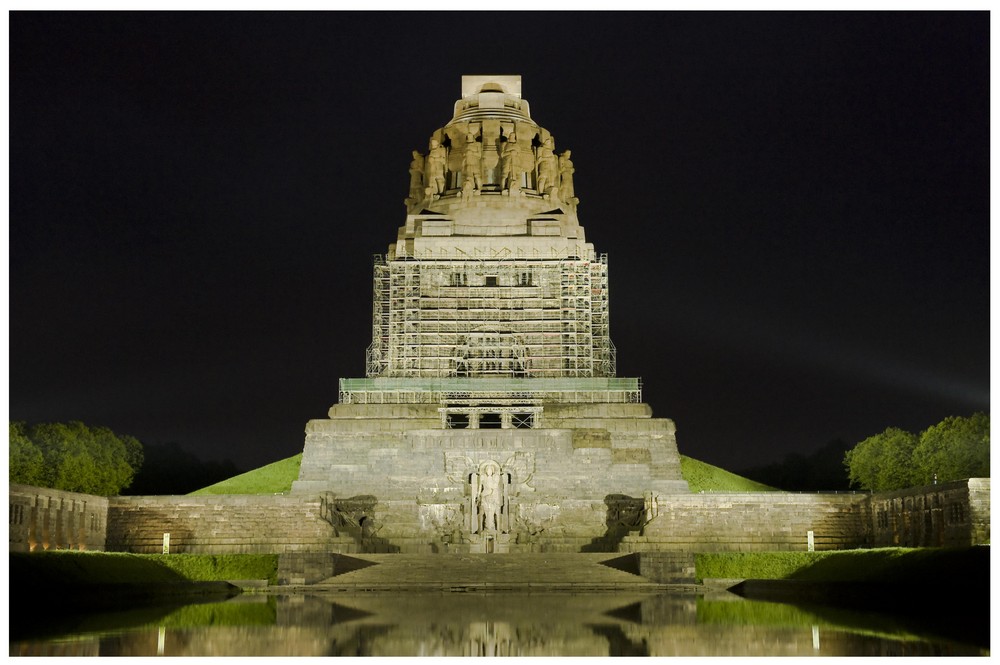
105, 494, 355, 554
867, 478, 991, 547
9, 484, 109, 553
10, 479, 990, 556
621, 492, 870, 552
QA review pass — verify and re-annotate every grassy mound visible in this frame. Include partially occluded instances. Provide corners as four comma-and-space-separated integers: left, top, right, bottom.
9, 551, 279, 585
189, 454, 301, 495
188, 452, 774, 495
695, 546, 987, 583
680, 455, 779, 492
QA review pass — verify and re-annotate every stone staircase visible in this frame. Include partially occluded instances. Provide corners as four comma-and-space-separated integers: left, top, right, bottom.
277, 551, 696, 590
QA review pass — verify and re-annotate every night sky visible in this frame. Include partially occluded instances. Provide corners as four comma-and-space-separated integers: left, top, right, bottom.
10, 12, 990, 474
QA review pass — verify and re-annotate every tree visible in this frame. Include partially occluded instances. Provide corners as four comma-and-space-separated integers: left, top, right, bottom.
845, 413, 991, 491
9, 421, 44, 486
912, 412, 989, 485
10, 421, 143, 495
740, 439, 853, 491
844, 427, 918, 491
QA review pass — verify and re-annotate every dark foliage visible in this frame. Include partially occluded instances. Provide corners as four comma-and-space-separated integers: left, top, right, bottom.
738, 439, 853, 492
123, 442, 241, 496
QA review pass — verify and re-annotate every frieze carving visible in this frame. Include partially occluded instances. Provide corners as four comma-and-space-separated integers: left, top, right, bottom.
443, 451, 534, 491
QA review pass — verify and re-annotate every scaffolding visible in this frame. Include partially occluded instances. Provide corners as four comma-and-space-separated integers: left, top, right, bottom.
365, 253, 616, 379
340, 377, 642, 405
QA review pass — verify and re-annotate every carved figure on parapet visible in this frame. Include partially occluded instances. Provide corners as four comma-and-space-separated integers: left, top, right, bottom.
425, 138, 447, 198
535, 137, 558, 197
462, 132, 483, 193
407, 150, 425, 205
500, 134, 519, 195
558, 149, 578, 205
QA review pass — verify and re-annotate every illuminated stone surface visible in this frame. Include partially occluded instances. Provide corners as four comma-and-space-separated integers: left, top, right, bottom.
293, 77, 688, 552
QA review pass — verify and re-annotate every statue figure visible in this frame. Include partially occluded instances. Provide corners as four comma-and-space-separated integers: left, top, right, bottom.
478, 462, 503, 532
470, 460, 509, 534
558, 150, 577, 204
424, 138, 447, 197
500, 134, 519, 193
462, 132, 483, 193
535, 137, 558, 196
407, 150, 425, 205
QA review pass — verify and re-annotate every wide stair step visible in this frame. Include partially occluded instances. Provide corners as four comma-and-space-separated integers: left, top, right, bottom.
278, 552, 695, 589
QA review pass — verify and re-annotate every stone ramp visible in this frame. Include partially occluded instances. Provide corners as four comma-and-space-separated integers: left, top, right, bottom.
305, 552, 673, 591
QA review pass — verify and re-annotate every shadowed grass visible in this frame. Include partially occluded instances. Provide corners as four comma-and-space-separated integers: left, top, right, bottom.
10, 551, 279, 585
10, 550, 186, 584
695, 546, 987, 583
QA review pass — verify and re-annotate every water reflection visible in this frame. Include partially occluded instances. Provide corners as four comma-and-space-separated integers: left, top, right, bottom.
11, 591, 987, 657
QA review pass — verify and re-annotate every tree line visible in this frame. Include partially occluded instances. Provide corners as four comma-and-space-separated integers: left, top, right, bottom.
9, 421, 244, 496
844, 412, 989, 491
9, 421, 144, 495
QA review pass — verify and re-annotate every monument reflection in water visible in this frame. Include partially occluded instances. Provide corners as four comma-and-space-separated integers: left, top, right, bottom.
13, 593, 986, 657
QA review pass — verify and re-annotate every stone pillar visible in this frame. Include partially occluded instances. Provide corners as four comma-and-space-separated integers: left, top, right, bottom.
469, 412, 480, 429
501, 413, 513, 429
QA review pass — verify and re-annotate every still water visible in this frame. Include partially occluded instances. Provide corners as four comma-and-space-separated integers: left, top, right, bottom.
11, 591, 987, 657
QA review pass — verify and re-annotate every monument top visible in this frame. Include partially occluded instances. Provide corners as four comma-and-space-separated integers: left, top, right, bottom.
461, 75, 522, 98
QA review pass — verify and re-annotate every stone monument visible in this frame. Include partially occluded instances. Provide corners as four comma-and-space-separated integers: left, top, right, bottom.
292, 76, 689, 553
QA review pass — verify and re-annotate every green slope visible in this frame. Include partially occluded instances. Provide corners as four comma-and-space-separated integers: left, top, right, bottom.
188, 452, 775, 495
189, 454, 301, 495
680, 455, 779, 492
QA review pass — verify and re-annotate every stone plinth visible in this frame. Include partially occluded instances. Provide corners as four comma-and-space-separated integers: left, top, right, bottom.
292, 401, 688, 552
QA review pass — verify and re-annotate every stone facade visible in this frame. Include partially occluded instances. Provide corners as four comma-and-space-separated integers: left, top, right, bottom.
293, 76, 689, 553
622, 492, 870, 552
9, 484, 109, 553
867, 478, 990, 547
9, 479, 990, 555
105, 494, 358, 554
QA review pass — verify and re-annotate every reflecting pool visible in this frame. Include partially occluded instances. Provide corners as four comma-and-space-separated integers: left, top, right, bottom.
11, 591, 987, 657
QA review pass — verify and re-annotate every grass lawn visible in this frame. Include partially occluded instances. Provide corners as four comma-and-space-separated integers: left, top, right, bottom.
10, 551, 279, 585
695, 546, 987, 584
189, 454, 302, 495
680, 455, 778, 492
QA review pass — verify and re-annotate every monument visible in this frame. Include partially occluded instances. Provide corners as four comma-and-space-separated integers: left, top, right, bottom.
292, 76, 688, 553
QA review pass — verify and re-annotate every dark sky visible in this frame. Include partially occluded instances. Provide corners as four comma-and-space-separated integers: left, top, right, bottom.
10, 12, 989, 473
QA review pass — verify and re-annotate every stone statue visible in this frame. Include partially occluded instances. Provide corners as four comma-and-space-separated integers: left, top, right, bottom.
479, 462, 502, 532
500, 134, 519, 193
407, 150, 425, 205
472, 460, 508, 533
535, 137, 558, 196
558, 150, 577, 204
462, 132, 483, 193
424, 138, 447, 197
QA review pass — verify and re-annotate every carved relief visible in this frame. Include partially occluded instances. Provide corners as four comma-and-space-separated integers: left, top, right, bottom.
500, 134, 519, 194
470, 460, 510, 534
535, 137, 558, 197
462, 131, 483, 193
424, 138, 447, 198
406, 150, 425, 206
558, 149, 578, 205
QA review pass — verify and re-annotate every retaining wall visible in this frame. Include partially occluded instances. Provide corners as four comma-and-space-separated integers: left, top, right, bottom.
10, 479, 991, 555
621, 492, 870, 552
105, 494, 358, 554
9, 484, 109, 553
868, 478, 990, 547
